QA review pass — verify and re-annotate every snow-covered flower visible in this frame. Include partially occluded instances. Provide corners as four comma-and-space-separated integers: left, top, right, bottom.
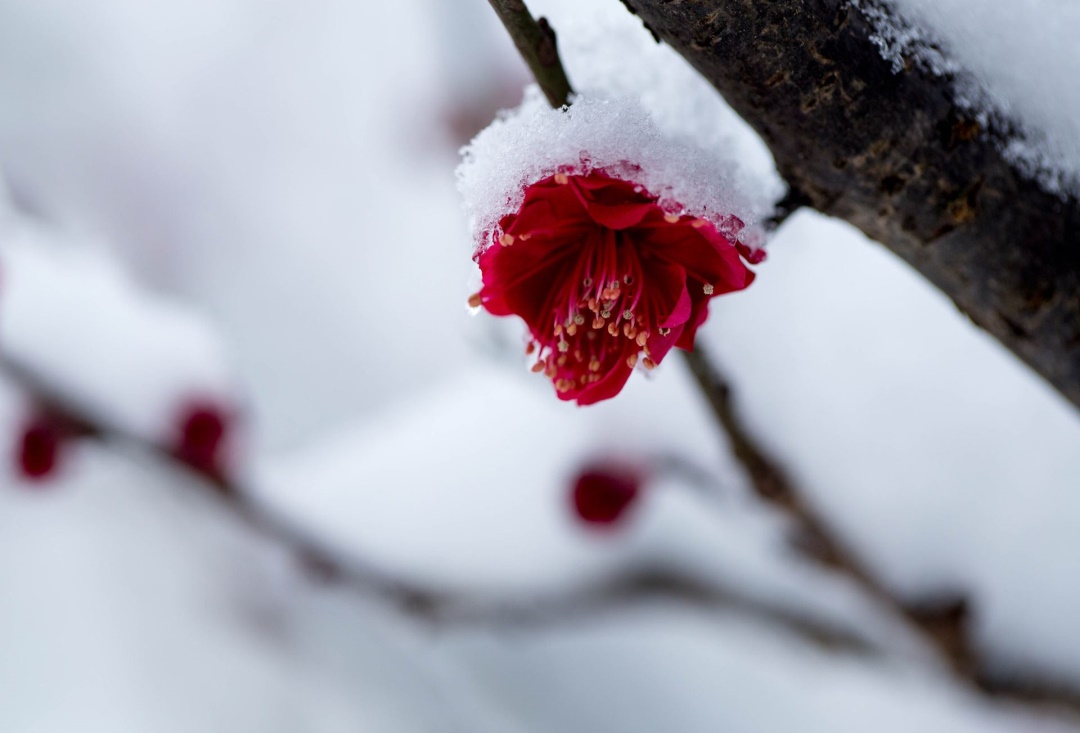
471, 171, 756, 405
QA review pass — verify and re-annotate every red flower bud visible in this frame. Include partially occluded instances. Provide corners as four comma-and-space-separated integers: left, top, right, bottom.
172, 400, 231, 482
473, 171, 756, 405
16, 414, 64, 481
570, 462, 643, 528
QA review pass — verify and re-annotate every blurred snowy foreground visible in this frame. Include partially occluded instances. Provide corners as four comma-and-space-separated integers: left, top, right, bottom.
1, 0, 1079, 731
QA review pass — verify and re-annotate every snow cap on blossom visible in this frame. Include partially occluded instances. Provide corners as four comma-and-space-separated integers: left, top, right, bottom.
457, 88, 769, 255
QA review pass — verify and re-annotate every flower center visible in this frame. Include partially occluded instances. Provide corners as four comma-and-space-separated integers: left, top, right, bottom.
529, 230, 660, 393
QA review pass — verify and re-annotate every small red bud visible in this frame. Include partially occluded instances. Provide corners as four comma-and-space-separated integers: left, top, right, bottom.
16, 415, 64, 481
173, 400, 231, 481
570, 462, 643, 528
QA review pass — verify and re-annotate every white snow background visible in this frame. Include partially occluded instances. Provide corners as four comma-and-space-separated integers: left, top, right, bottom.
0, 0, 1078, 731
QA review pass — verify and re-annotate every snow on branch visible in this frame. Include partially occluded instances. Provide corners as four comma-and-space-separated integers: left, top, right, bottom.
622, 0, 1080, 412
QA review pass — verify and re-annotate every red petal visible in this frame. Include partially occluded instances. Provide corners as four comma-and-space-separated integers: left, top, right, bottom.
634, 212, 753, 292
570, 176, 656, 230
479, 237, 576, 323
507, 182, 591, 237
574, 361, 635, 405
647, 322, 686, 363
637, 257, 692, 330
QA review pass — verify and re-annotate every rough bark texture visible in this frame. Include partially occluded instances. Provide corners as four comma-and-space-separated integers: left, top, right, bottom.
622, 0, 1080, 409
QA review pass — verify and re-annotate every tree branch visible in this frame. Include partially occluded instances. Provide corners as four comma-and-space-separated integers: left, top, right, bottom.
487, 0, 574, 108
624, 0, 1080, 411
682, 346, 1080, 715
0, 355, 876, 656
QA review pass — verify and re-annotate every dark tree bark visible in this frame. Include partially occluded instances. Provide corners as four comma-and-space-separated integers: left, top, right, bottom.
621, 0, 1080, 410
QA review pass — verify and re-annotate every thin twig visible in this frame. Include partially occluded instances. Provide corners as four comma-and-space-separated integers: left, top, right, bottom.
487, 0, 573, 108
681, 346, 1080, 716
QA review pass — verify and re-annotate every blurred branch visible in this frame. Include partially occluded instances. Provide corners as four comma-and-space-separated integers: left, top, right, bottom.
0, 355, 875, 657
486, 0, 573, 108
681, 345, 1080, 716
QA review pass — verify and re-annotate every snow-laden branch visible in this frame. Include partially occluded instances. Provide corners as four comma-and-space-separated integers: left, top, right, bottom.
622, 0, 1080, 412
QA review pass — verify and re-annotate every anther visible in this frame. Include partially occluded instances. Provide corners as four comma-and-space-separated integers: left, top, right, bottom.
566, 323, 578, 336
589, 359, 601, 372
691, 218, 708, 228
642, 357, 657, 370
636, 331, 649, 347
703, 283, 714, 295
467, 292, 482, 309
499, 233, 515, 247
554, 323, 563, 336
557, 355, 568, 366
664, 213, 680, 224
519, 232, 531, 241
626, 353, 639, 369
554, 172, 569, 185
592, 316, 605, 329
607, 322, 619, 336
526, 342, 536, 355
531, 361, 545, 373
588, 298, 599, 312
